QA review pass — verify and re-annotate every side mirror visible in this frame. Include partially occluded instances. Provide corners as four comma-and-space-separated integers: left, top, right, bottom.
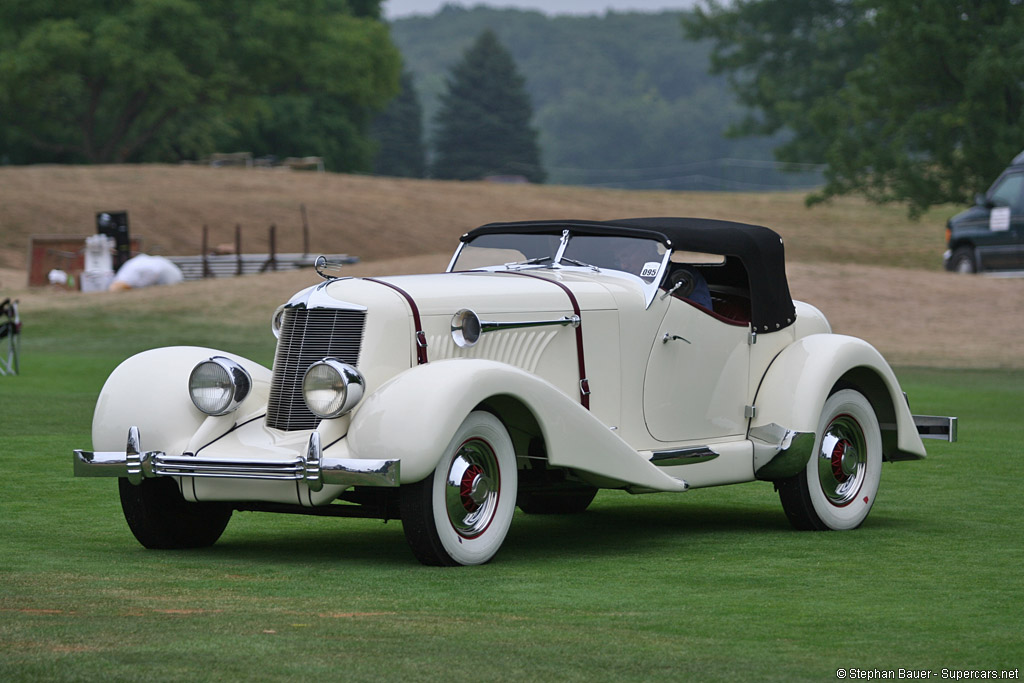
975, 193, 988, 207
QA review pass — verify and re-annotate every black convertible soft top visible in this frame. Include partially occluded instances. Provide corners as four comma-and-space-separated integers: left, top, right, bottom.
465, 217, 797, 332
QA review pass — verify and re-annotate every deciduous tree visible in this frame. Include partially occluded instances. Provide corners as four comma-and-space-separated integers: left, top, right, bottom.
0, 0, 400, 169
685, 0, 1024, 215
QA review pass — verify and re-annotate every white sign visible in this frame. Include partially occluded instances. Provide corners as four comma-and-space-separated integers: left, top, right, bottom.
640, 262, 661, 278
990, 206, 1011, 232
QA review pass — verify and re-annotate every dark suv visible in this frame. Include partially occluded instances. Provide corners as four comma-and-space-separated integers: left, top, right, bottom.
945, 150, 1024, 273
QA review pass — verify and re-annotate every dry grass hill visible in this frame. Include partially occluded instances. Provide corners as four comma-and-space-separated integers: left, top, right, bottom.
1, 164, 1021, 368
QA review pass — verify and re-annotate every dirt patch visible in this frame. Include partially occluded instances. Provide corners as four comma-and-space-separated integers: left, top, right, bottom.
787, 263, 1024, 368
2, 165, 1015, 369
7, 252, 1021, 369
0, 164, 956, 271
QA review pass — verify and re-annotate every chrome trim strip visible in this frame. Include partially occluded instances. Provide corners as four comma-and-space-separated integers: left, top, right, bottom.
650, 446, 719, 466
446, 242, 466, 272
479, 315, 581, 333
283, 283, 367, 312
450, 307, 580, 348
913, 415, 958, 442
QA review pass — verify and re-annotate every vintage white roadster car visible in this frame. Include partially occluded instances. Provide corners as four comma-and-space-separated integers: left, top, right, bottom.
74, 218, 956, 565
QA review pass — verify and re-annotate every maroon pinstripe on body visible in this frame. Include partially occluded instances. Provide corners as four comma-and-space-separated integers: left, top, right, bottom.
363, 278, 429, 365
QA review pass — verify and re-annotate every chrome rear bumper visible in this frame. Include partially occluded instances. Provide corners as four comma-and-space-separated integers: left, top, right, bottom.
913, 414, 958, 442
73, 427, 399, 490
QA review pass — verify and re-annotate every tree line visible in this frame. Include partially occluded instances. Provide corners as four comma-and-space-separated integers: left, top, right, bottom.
386, 6, 818, 192
0, 0, 400, 171
2, 1, 1021, 215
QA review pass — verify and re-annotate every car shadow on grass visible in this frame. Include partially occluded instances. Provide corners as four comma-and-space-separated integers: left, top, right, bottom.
193, 489, 921, 567
200, 496, 807, 567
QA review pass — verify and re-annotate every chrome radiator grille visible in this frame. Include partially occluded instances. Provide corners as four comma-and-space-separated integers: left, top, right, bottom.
266, 307, 366, 431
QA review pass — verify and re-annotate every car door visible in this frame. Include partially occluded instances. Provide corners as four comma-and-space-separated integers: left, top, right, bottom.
643, 297, 749, 442
1006, 174, 1024, 268
981, 172, 1024, 270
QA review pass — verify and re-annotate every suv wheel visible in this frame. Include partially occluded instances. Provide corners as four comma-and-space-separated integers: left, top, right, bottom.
950, 246, 976, 273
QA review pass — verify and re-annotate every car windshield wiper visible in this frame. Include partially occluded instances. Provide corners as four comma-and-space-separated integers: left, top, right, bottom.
505, 256, 553, 268
559, 257, 600, 271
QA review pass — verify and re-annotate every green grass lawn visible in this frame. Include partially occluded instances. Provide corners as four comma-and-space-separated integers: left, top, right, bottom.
1, 309, 1021, 681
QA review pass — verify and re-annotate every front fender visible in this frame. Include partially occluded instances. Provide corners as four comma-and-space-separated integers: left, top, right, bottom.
91, 346, 272, 454
749, 334, 926, 479
347, 358, 688, 491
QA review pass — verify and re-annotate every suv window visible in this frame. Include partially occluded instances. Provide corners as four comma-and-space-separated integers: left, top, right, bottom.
990, 173, 1024, 211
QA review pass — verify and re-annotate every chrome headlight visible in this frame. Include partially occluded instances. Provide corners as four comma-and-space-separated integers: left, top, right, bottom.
302, 359, 365, 419
451, 308, 482, 348
188, 357, 252, 416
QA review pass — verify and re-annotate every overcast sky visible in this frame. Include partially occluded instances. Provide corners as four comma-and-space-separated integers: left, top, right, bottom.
383, 0, 700, 19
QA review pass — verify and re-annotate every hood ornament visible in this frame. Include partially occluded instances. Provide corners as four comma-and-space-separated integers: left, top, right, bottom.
314, 255, 350, 280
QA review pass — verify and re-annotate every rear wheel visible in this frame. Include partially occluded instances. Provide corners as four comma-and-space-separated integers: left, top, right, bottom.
119, 477, 232, 549
401, 412, 517, 566
777, 389, 882, 531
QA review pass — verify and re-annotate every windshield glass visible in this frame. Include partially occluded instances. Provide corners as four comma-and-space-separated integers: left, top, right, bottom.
561, 235, 666, 283
451, 231, 666, 281
450, 233, 562, 271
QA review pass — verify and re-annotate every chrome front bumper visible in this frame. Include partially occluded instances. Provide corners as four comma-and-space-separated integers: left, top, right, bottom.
73, 427, 400, 490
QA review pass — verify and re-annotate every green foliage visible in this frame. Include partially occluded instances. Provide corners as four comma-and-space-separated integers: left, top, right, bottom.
0, 1, 400, 170
371, 70, 427, 178
686, 0, 1024, 216
391, 7, 822, 191
430, 29, 545, 183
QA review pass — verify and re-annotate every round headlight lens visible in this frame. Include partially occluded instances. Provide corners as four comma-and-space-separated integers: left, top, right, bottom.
451, 308, 482, 348
188, 357, 251, 416
302, 359, 365, 419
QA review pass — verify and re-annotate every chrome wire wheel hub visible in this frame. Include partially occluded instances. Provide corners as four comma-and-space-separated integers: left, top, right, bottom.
444, 439, 500, 539
816, 414, 867, 506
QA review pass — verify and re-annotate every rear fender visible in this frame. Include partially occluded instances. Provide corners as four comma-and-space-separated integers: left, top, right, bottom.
91, 346, 271, 454
750, 334, 925, 480
347, 358, 688, 491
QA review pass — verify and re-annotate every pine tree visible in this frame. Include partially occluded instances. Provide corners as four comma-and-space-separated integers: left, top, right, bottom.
372, 70, 427, 178
431, 30, 545, 183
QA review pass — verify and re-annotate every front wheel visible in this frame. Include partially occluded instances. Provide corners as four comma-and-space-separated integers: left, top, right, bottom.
777, 389, 882, 531
119, 477, 233, 549
950, 246, 976, 274
401, 411, 517, 566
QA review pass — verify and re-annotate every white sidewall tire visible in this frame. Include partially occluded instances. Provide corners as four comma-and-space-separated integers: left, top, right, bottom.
430, 411, 517, 565
806, 389, 882, 530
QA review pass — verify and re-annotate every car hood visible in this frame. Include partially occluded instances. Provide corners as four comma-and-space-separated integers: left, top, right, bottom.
949, 204, 988, 226
322, 270, 622, 315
